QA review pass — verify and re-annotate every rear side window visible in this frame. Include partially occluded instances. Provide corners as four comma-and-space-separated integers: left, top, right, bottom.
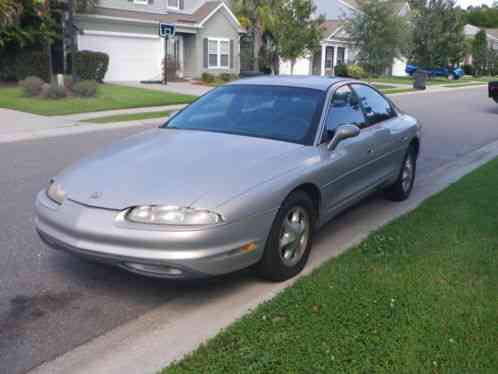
324, 85, 366, 140
351, 84, 396, 125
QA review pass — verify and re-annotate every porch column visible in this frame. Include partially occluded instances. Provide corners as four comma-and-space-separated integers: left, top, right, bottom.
333, 46, 338, 69
344, 48, 349, 64
320, 44, 326, 76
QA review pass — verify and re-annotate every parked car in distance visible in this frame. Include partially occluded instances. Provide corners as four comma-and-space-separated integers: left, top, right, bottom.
406, 64, 465, 80
489, 81, 498, 103
35, 76, 421, 282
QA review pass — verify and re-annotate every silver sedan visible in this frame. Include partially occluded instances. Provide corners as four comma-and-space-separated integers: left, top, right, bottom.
35, 76, 421, 281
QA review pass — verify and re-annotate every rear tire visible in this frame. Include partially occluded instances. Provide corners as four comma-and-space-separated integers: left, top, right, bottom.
256, 190, 315, 282
384, 145, 417, 202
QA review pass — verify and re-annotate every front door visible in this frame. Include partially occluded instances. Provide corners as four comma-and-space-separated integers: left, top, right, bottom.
318, 85, 377, 214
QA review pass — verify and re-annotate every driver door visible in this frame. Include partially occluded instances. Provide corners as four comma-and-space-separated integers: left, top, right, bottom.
318, 85, 378, 214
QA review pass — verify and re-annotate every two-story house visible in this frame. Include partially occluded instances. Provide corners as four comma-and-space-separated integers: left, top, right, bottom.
463, 24, 498, 65
280, 0, 411, 77
74, 0, 244, 81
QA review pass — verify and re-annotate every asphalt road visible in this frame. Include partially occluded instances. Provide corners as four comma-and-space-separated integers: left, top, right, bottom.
1, 87, 497, 374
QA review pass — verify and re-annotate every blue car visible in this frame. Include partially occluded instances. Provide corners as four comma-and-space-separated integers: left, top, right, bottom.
406, 64, 465, 80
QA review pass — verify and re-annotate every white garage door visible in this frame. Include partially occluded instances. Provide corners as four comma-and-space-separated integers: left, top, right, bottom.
78, 32, 163, 82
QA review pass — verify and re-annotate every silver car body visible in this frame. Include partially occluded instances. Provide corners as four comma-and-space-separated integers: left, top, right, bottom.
35, 76, 421, 278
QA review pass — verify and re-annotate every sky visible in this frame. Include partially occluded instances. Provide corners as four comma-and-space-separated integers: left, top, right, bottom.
456, 0, 495, 9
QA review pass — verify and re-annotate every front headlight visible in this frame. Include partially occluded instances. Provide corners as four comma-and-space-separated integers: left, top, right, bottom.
47, 181, 65, 205
126, 206, 223, 226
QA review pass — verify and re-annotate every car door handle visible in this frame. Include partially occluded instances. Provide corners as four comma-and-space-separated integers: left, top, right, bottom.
401, 136, 409, 142
367, 148, 374, 155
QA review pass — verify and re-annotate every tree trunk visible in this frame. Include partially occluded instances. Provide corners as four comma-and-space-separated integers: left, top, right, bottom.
47, 41, 54, 82
68, 0, 77, 81
290, 59, 295, 75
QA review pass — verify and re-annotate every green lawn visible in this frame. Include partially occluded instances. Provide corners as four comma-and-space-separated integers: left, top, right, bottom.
373, 75, 497, 86
81, 110, 171, 124
0, 84, 196, 116
383, 87, 416, 94
163, 157, 498, 374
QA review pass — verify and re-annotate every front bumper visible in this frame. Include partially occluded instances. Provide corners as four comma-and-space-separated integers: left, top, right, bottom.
34, 191, 276, 279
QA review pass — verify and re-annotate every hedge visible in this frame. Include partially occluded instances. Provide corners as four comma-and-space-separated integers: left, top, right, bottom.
74, 50, 109, 82
14, 49, 50, 82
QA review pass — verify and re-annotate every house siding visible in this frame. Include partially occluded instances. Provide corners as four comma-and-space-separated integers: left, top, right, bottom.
195, 9, 240, 77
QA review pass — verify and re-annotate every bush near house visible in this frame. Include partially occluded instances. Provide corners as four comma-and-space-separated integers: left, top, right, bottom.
14, 49, 51, 82
19, 76, 45, 97
201, 72, 216, 83
335, 64, 367, 79
463, 64, 475, 76
200, 72, 239, 85
74, 51, 109, 83
72, 80, 98, 98
40, 83, 67, 100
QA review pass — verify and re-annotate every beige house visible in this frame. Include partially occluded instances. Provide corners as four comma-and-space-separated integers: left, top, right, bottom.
279, 0, 411, 77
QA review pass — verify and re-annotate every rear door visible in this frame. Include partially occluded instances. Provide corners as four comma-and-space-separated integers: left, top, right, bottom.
318, 85, 378, 213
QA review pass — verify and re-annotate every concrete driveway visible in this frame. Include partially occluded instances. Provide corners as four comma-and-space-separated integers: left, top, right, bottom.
1, 86, 498, 374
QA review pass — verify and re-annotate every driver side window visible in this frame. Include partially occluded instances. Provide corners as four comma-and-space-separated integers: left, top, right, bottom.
323, 85, 366, 143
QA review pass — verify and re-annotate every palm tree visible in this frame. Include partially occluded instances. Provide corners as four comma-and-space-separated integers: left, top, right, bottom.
0, 0, 23, 28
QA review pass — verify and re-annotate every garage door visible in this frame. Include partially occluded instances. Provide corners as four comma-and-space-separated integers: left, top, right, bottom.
78, 32, 163, 82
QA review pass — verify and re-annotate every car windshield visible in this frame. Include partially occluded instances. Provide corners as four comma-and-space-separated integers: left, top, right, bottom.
162, 85, 326, 145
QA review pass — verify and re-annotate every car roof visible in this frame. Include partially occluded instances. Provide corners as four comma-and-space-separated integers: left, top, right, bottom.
228, 75, 350, 91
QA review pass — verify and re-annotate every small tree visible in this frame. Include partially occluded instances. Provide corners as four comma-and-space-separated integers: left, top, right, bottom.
259, 0, 324, 75
411, 0, 465, 69
472, 30, 488, 76
345, 0, 409, 76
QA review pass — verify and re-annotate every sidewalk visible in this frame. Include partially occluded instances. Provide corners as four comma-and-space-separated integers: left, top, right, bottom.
0, 104, 187, 144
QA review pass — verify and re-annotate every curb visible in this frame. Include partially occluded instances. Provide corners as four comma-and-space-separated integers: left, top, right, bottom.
29, 136, 498, 374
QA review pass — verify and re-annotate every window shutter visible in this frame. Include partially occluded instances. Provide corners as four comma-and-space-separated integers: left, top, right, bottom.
203, 38, 208, 68
179, 0, 184, 10
230, 40, 234, 69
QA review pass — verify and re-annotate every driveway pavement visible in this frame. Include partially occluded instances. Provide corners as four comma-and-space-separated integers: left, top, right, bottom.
1, 86, 497, 374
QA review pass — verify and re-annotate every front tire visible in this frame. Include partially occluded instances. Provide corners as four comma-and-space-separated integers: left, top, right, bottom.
384, 145, 417, 202
256, 190, 315, 282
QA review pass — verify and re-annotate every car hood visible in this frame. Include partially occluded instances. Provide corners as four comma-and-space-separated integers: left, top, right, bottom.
56, 129, 305, 211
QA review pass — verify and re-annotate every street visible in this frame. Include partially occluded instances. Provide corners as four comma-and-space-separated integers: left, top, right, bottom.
1, 86, 497, 374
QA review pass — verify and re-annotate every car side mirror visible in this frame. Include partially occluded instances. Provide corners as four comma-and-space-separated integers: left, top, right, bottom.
327, 124, 360, 151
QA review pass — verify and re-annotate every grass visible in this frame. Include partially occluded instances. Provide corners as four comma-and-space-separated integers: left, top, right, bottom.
0, 84, 196, 116
383, 87, 416, 94
81, 110, 171, 124
441, 82, 489, 88
372, 84, 397, 90
162, 157, 498, 374
373, 75, 497, 87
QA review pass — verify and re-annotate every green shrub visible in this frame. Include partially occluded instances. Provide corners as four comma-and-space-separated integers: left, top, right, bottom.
19, 76, 45, 97
15, 49, 50, 82
219, 73, 239, 82
41, 83, 66, 100
74, 51, 109, 82
347, 64, 367, 79
73, 80, 98, 98
462, 64, 474, 76
0, 49, 17, 81
64, 75, 74, 91
334, 63, 348, 77
201, 72, 215, 83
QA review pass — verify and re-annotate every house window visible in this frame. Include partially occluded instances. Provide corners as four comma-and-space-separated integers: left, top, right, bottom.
133, 0, 148, 5
325, 46, 334, 69
168, 0, 179, 9
337, 47, 345, 65
208, 38, 230, 69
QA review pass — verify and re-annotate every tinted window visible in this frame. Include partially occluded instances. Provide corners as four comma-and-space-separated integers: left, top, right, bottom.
164, 85, 326, 145
352, 84, 395, 125
323, 85, 366, 142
